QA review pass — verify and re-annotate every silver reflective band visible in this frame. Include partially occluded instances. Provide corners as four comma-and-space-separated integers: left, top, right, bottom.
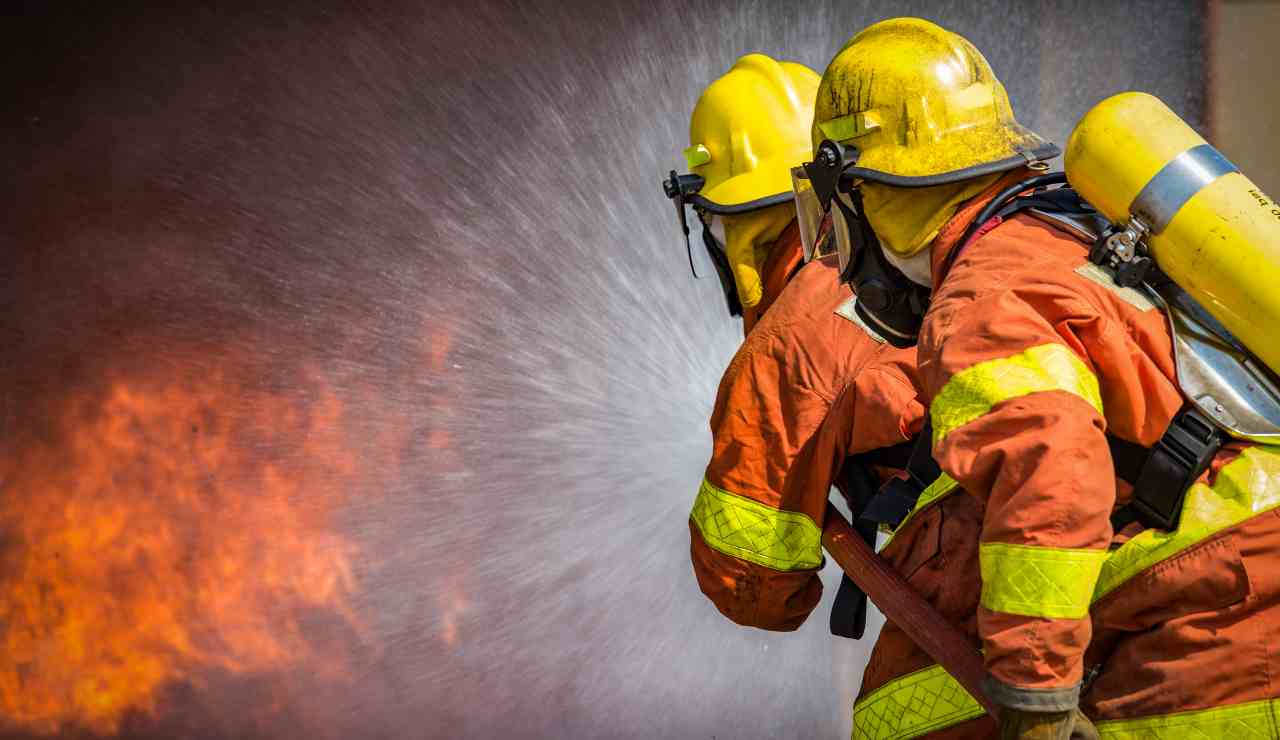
835, 296, 886, 344
1131, 144, 1238, 233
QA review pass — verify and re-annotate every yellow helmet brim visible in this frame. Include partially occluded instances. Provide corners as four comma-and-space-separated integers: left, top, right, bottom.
848, 120, 1058, 187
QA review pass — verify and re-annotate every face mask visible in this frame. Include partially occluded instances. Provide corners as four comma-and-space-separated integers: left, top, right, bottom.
883, 247, 934, 287
828, 187, 932, 347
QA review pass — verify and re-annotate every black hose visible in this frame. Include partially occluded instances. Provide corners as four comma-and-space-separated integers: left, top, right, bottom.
942, 172, 1068, 277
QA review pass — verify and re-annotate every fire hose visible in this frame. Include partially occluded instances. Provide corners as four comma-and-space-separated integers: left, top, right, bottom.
822, 502, 999, 718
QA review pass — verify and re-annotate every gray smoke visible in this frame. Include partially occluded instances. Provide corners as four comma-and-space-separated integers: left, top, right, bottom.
1, 2, 1203, 739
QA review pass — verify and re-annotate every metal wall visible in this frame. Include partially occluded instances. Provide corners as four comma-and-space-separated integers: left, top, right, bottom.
1211, 0, 1280, 195
1, 3, 1204, 739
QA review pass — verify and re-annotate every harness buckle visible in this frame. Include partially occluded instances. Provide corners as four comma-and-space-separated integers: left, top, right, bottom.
1127, 406, 1223, 531
859, 421, 942, 530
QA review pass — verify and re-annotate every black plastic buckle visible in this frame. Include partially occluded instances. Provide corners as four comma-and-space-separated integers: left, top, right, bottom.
663, 170, 705, 201
1114, 256, 1153, 288
803, 139, 854, 212
859, 422, 942, 530
1129, 407, 1223, 531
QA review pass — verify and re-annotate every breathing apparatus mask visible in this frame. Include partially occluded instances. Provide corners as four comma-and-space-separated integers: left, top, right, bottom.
793, 140, 932, 347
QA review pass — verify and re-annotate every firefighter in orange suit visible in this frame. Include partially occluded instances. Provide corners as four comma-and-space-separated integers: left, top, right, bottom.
799, 16, 1280, 739
667, 52, 999, 736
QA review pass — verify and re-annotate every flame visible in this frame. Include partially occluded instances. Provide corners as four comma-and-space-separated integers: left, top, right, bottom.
436, 574, 472, 649
0, 360, 372, 735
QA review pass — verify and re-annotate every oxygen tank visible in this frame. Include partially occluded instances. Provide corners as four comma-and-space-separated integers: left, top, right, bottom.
1066, 92, 1280, 374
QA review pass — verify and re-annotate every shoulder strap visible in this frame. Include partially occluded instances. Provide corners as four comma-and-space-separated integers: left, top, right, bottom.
829, 453, 886, 640
1111, 404, 1223, 531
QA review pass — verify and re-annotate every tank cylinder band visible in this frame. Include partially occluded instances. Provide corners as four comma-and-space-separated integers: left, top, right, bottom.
1131, 143, 1238, 233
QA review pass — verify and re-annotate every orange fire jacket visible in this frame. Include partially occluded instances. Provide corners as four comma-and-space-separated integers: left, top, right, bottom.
917, 172, 1280, 726
689, 248, 922, 631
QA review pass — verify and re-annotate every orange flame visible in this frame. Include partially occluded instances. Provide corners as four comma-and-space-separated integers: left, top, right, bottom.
0, 361, 374, 735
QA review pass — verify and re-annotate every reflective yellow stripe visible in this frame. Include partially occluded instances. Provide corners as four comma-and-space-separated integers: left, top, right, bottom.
1095, 697, 1280, 738
1094, 445, 1280, 601
880, 473, 960, 550
980, 543, 1106, 619
851, 663, 985, 740
682, 144, 711, 168
931, 343, 1102, 445
689, 478, 822, 571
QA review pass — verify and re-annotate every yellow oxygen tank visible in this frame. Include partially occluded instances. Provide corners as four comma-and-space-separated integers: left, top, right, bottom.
1066, 92, 1280, 374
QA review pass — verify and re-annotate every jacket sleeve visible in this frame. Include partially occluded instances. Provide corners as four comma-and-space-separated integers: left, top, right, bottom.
923, 281, 1114, 711
689, 322, 830, 631
690, 323, 921, 631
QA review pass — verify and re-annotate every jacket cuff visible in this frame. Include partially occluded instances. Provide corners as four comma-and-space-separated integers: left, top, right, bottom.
982, 676, 1080, 712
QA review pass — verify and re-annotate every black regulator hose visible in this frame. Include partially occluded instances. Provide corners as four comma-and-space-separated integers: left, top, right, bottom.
943, 172, 1068, 276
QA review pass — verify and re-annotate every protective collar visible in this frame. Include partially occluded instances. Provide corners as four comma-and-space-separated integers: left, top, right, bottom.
719, 204, 794, 310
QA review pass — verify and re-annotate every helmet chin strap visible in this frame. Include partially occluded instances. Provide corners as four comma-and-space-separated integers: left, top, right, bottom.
698, 215, 743, 318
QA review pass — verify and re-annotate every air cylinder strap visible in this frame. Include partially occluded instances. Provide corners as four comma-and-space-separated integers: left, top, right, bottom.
854, 408, 1221, 535
830, 459, 883, 640
829, 405, 1219, 646
1110, 405, 1224, 531
830, 438, 924, 640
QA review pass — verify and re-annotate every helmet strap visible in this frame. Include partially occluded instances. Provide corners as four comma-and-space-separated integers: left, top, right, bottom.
697, 214, 744, 318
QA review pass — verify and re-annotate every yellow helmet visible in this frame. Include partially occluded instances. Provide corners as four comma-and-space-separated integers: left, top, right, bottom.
811, 17, 1057, 185
661, 54, 820, 317
682, 54, 819, 212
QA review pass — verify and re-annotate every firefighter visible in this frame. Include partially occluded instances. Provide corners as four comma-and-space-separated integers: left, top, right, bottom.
664, 53, 922, 629
801, 16, 1280, 739
667, 53, 993, 735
